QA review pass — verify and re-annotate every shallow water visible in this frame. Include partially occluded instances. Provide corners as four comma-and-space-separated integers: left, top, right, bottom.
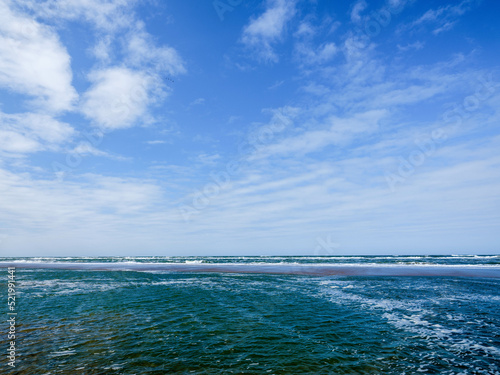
2, 256, 500, 374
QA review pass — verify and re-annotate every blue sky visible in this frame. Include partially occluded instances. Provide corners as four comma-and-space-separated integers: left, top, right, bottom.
0, 0, 499, 256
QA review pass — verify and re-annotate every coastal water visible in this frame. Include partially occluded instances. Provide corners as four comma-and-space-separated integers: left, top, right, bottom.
1, 256, 500, 374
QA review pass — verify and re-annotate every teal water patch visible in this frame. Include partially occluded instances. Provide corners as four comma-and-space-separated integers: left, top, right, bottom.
3, 267, 499, 374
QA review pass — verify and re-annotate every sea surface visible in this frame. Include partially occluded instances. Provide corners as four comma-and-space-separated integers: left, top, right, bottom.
1, 255, 500, 374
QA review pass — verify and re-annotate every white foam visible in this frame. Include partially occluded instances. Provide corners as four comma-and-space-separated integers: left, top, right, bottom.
319, 279, 499, 372
450, 339, 500, 356
18, 279, 123, 295
48, 349, 76, 357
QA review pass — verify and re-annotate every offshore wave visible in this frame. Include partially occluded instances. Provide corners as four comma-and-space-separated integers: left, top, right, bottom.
1, 255, 500, 266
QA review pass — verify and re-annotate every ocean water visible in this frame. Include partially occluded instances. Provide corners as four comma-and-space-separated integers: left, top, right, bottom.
1, 256, 500, 374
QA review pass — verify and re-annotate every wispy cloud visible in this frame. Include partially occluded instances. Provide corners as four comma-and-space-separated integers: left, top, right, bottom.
241, 0, 296, 63
125, 22, 186, 76
268, 80, 284, 90
294, 41, 338, 66
71, 142, 128, 161
407, 0, 475, 35
91, 36, 113, 63
294, 21, 315, 38
174, 133, 500, 253
189, 98, 205, 106
0, 168, 170, 254
249, 110, 387, 160
15, 0, 135, 31
0, 112, 74, 155
397, 41, 424, 51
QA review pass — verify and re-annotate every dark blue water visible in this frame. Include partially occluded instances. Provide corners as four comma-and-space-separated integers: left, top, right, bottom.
2, 256, 499, 374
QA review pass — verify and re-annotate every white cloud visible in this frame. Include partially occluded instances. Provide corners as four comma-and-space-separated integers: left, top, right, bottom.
175, 136, 500, 254
15, 0, 135, 31
310, 51, 467, 117
268, 80, 284, 90
0, 112, 74, 155
432, 21, 455, 35
250, 109, 387, 160
397, 41, 424, 51
80, 21, 186, 132
294, 22, 315, 38
342, 33, 374, 62
73, 142, 107, 156
241, 0, 296, 63
71, 142, 128, 161
13, 1, 186, 75
295, 42, 338, 65
92, 36, 113, 63
23, 113, 75, 143
0, 1, 77, 113
125, 23, 186, 76
0, 130, 40, 154
189, 98, 205, 106
81, 67, 156, 130
293, 17, 339, 67
0, 168, 170, 254
408, 0, 474, 35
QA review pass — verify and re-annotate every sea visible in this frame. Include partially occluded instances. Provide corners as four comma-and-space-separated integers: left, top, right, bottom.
1, 255, 499, 374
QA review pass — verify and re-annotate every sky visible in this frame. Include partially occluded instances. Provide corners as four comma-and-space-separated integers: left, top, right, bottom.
0, 0, 499, 256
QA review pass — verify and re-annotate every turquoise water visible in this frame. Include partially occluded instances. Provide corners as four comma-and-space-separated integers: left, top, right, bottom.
2, 256, 500, 374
